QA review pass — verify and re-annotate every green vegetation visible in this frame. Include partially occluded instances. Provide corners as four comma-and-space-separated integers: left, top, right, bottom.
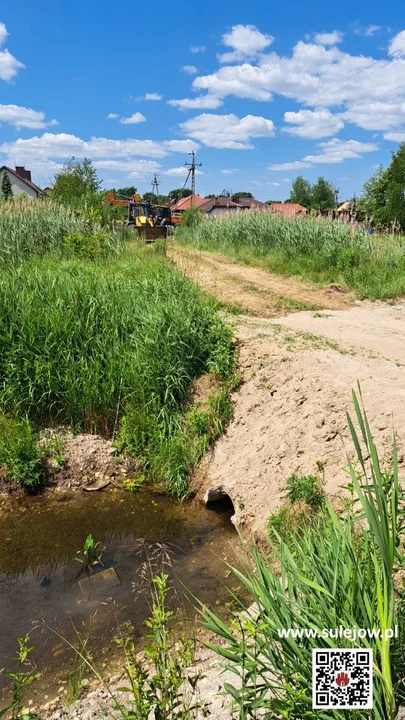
0, 413, 45, 491
0, 198, 123, 265
114, 574, 199, 719
289, 175, 336, 210
49, 157, 101, 206
0, 634, 40, 720
202, 391, 405, 719
362, 143, 405, 230
286, 472, 325, 510
176, 209, 405, 299
0, 244, 234, 496
1, 171, 13, 200
75, 534, 103, 577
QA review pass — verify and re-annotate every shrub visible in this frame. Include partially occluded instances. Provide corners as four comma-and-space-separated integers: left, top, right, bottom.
0, 413, 45, 491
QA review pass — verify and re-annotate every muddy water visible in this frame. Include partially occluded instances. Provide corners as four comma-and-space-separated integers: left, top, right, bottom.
0, 489, 241, 707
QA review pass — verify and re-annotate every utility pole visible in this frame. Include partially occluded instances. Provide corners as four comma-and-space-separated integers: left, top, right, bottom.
334, 187, 340, 208
151, 173, 160, 199
184, 151, 202, 207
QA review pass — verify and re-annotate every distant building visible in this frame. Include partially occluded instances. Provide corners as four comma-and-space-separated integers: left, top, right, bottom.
0, 166, 46, 199
198, 196, 243, 219
231, 196, 266, 209
170, 194, 206, 212
268, 203, 308, 217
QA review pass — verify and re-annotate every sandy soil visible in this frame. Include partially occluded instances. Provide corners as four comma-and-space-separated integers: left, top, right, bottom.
171, 245, 405, 535
171, 245, 353, 316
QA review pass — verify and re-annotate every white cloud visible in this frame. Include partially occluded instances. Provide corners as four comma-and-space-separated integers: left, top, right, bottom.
163, 139, 199, 153
107, 112, 119, 119
0, 48, 24, 81
218, 24, 274, 63
93, 159, 161, 175
179, 113, 275, 149
163, 166, 203, 177
354, 25, 381, 37
168, 95, 223, 110
181, 65, 197, 75
221, 169, 238, 174
0, 104, 57, 129
190, 32, 405, 137
191, 45, 205, 53
303, 138, 378, 164
314, 31, 343, 46
144, 92, 162, 101
269, 181, 280, 186
269, 161, 313, 171
0, 133, 199, 178
283, 108, 344, 138
343, 100, 405, 131
388, 30, 405, 58
0, 22, 8, 45
120, 112, 146, 125
384, 129, 405, 141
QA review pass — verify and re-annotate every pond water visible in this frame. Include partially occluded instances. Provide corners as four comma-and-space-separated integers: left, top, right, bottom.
0, 488, 241, 707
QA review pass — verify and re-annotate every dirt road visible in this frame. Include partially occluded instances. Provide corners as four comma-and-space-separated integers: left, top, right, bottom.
171, 245, 405, 534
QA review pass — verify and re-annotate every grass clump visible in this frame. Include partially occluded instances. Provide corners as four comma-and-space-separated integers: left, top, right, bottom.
0, 251, 235, 496
202, 389, 405, 719
0, 413, 45, 491
177, 210, 405, 299
286, 472, 325, 510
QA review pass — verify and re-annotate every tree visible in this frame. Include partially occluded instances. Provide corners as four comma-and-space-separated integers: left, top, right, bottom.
142, 191, 168, 205
362, 164, 389, 224
265, 200, 278, 205
311, 176, 336, 211
386, 143, 405, 230
289, 176, 312, 208
288, 175, 312, 208
51, 157, 102, 205
113, 186, 138, 198
361, 146, 405, 229
167, 188, 192, 202
1, 171, 13, 199
232, 191, 253, 198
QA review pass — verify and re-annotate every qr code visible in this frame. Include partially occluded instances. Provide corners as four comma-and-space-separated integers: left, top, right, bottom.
312, 649, 373, 709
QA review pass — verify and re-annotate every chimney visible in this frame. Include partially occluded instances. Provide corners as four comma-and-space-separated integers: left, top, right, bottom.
24, 169, 32, 182
15, 166, 25, 178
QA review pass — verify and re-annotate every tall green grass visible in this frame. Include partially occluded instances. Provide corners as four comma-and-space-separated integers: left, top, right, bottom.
0, 251, 234, 494
177, 211, 405, 299
201, 390, 404, 718
0, 198, 122, 264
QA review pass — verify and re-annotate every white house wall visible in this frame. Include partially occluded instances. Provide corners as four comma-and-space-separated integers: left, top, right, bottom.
0, 169, 37, 199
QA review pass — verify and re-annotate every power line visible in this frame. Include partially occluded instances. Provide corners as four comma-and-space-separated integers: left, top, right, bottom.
304, 43, 405, 108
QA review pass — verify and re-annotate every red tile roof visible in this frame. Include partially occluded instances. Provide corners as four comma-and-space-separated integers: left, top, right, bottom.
199, 197, 242, 212
170, 194, 205, 211
268, 203, 308, 216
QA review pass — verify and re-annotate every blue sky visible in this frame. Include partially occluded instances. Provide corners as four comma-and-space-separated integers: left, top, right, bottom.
0, 0, 404, 201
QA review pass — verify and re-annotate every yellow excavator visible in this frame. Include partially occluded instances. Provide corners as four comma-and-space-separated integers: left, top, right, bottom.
104, 192, 171, 241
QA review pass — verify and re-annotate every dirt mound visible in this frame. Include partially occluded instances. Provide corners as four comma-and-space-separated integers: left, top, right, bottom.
51, 433, 132, 490
193, 313, 405, 535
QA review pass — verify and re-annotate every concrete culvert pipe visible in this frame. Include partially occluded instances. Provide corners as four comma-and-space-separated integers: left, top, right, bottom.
204, 485, 235, 518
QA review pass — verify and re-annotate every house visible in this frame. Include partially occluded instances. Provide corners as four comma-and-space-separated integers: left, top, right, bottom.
170, 194, 206, 212
0, 166, 46, 199
231, 196, 266, 209
268, 202, 308, 217
198, 196, 243, 219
